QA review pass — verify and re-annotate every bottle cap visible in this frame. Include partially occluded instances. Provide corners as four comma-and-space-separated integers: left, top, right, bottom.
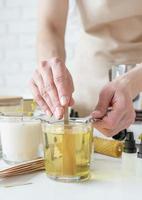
70, 109, 79, 118
112, 129, 127, 141
123, 131, 137, 153
137, 136, 142, 158
70, 109, 75, 118
74, 111, 79, 118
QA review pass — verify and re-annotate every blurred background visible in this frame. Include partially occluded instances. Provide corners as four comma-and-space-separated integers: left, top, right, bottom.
0, 0, 142, 146
0, 0, 81, 97
0, 0, 142, 119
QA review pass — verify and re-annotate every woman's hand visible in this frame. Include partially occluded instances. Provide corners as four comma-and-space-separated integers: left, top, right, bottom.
91, 77, 136, 137
30, 57, 74, 119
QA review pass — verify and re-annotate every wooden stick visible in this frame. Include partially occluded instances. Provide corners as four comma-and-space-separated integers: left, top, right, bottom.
64, 107, 69, 124
62, 107, 76, 176
0, 158, 45, 178
0, 158, 44, 172
1, 163, 44, 174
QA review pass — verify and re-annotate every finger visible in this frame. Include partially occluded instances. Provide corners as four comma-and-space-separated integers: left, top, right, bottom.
95, 93, 127, 130
32, 70, 43, 94
40, 89, 54, 114
93, 120, 116, 136
103, 94, 128, 129
93, 120, 125, 137
40, 61, 61, 107
29, 79, 52, 116
93, 110, 124, 131
92, 86, 115, 118
69, 97, 75, 107
39, 61, 64, 119
93, 111, 135, 137
32, 70, 54, 113
50, 58, 73, 106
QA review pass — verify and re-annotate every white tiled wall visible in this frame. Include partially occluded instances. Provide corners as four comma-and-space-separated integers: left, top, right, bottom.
0, 0, 81, 97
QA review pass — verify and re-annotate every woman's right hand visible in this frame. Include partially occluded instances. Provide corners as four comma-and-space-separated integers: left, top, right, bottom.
30, 57, 74, 119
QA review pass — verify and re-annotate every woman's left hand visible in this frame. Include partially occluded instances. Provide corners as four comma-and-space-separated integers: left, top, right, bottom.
91, 77, 136, 137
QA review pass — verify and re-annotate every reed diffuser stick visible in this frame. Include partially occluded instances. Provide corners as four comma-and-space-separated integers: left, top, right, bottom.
62, 107, 76, 176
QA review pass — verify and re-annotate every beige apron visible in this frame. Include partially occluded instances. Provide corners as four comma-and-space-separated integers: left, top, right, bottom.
70, 0, 142, 116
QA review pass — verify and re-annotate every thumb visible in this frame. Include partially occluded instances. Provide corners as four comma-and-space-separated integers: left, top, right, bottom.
92, 86, 114, 119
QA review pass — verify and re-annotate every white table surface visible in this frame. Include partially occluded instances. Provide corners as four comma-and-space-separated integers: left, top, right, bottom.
0, 154, 142, 200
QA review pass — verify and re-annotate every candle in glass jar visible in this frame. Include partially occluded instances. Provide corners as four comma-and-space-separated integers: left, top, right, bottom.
0, 116, 43, 164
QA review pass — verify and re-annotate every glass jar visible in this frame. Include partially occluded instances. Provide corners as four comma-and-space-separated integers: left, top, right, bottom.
0, 115, 43, 164
0, 96, 23, 115
23, 99, 37, 115
0, 97, 23, 158
42, 119, 93, 182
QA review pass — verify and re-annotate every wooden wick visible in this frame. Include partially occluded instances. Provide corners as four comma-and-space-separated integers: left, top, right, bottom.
64, 107, 69, 124
62, 107, 76, 176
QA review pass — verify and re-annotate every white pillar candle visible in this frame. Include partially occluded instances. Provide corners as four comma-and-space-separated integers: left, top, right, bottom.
0, 116, 43, 164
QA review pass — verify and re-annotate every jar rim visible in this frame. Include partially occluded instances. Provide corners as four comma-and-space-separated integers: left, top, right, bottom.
42, 118, 92, 127
0, 113, 40, 122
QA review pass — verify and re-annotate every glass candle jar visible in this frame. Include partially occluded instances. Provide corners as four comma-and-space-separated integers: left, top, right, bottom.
0, 96, 23, 115
0, 115, 43, 164
42, 119, 93, 182
0, 97, 23, 156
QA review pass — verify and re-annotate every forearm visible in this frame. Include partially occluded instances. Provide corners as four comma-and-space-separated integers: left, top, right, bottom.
37, 28, 65, 62
121, 64, 142, 99
37, 0, 68, 64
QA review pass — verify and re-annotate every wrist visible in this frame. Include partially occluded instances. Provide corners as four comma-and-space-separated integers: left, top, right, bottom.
38, 50, 65, 64
120, 64, 142, 99
37, 36, 65, 64
38, 45, 65, 64
124, 70, 141, 100
114, 74, 135, 100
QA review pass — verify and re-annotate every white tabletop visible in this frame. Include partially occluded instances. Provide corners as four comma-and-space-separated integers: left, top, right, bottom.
0, 154, 142, 200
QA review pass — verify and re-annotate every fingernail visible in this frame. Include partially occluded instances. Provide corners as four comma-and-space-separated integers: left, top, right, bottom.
60, 96, 69, 106
92, 110, 101, 115
54, 107, 63, 119
91, 110, 102, 118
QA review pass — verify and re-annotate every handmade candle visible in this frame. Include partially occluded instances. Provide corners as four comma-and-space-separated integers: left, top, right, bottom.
0, 116, 43, 164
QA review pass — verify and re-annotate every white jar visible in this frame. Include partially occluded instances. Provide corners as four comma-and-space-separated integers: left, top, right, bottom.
0, 115, 43, 164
